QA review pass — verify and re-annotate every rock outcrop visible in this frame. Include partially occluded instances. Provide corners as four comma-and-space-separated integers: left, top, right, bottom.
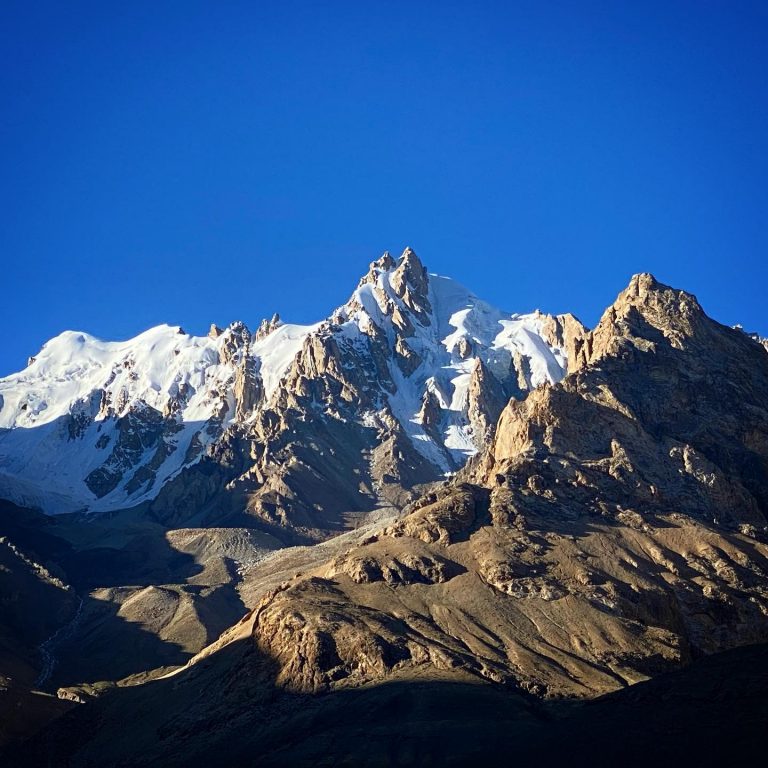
254, 313, 282, 342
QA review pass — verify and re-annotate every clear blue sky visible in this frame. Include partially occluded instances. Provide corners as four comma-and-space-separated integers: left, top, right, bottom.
2, 1, 767, 375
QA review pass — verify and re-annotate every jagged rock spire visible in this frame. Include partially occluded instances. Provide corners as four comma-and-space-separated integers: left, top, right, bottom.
255, 313, 282, 342
391, 247, 428, 295
219, 321, 251, 365
467, 358, 508, 448
390, 247, 431, 320
357, 251, 396, 289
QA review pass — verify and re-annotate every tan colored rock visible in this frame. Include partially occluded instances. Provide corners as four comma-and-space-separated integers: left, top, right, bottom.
394, 335, 422, 376
233, 355, 263, 420
457, 337, 473, 359
539, 312, 589, 372
389, 247, 432, 320
255, 313, 282, 342
417, 389, 442, 432
219, 322, 251, 366
467, 358, 507, 448
220, 273, 768, 701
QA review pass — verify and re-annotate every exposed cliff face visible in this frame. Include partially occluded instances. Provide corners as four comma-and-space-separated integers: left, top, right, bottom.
466, 358, 508, 448
488, 273, 768, 529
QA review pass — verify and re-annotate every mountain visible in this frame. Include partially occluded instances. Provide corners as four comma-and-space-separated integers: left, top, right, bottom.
3, 268, 766, 766
0, 248, 583, 544
0, 319, 310, 513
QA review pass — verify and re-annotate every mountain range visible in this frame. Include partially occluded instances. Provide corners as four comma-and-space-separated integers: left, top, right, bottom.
0, 249, 583, 537
1, 249, 767, 766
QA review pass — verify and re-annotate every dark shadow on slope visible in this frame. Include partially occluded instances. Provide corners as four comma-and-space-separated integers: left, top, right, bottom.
8, 636, 767, 767
0, 506, 80, 687
0, 484, 209, 590
0, 680, 77, 750
58, 532, 205, 590
45, 590, 193, 690
0, 500, 247, 691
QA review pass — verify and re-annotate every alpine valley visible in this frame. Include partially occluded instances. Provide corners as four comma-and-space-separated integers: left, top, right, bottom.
1, 249, 767, 766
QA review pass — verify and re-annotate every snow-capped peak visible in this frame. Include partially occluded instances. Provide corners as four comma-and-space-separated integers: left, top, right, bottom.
319, 248, 576, 470
0, 248, 580, 515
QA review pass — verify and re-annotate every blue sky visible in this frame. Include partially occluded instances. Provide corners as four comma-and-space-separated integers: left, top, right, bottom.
1, 1, 767, 375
